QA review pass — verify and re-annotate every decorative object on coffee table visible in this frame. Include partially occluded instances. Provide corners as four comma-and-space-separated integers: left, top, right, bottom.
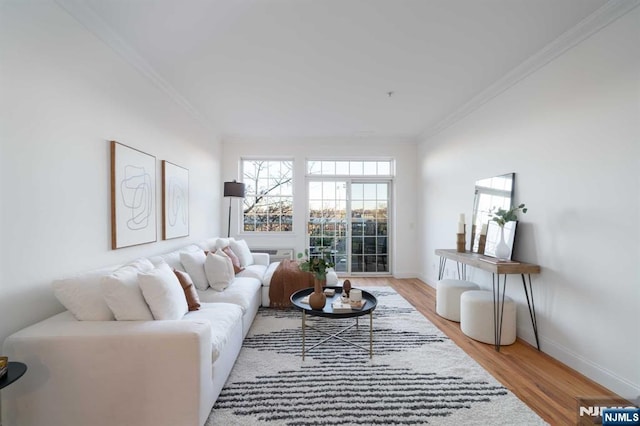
309, 279, 326, 310
297, 250, 335, 310
342, 279, 351, 297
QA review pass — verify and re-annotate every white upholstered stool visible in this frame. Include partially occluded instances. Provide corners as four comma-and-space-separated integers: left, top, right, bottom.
460, 290, 516, 346
436, 279, 480, 322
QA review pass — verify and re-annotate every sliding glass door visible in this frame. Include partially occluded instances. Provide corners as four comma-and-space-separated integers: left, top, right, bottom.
308, 180, 390, 275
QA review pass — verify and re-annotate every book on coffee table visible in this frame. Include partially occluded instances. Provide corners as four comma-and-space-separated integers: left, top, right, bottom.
332, 299, 366, 312
332, 301, 352, 313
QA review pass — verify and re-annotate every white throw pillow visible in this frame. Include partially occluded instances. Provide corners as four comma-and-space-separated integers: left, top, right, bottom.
214, 238, 231, 250
100, 259, 154, 321
180, 250, 209, 291
138, 263, 188, 320
204, 249, 235, 292
52, 268, 115, 321
229, 239, 254, 267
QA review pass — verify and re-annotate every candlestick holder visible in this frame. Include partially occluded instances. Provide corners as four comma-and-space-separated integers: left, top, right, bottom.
469, 224, 476, 252
456, 232, 466, 253
478, 234, 487, 255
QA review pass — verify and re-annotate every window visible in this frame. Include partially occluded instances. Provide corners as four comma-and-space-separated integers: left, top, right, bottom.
242, 159, 293, 232
307, 160, 393, 177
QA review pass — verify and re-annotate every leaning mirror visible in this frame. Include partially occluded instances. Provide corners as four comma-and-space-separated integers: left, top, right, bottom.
471, 173, 514, 253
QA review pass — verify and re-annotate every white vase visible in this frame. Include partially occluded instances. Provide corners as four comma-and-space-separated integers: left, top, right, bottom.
494, 226, 511, 260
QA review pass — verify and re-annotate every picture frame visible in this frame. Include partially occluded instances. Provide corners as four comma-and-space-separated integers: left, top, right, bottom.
484, 220, 518, 260
110, 141, 157, 249
162, 160, 189, 239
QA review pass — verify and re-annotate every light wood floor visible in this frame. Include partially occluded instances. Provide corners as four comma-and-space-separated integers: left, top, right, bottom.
348, 276, 620, 425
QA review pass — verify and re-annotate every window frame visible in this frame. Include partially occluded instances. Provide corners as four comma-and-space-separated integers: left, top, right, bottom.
240, 158, 295, 234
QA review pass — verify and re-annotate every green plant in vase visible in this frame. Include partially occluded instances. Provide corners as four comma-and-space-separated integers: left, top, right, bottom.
297, 249, 335, 310
297, 249, 335, 281
490, 203, 528, 260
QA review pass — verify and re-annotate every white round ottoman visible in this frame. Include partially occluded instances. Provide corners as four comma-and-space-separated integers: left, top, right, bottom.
436, 279, 480, 322
460, 290, 516, 346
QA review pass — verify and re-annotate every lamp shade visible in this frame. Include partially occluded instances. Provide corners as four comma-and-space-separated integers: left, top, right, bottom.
224, 181, 245, 198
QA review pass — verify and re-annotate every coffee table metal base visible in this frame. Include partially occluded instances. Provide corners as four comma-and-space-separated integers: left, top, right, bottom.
301, 311, 373, 360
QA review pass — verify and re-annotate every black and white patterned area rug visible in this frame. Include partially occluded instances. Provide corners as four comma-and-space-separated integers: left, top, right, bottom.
206, 287, 546, 425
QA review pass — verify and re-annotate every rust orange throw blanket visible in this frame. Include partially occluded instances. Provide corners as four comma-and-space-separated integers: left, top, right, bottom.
269, 259, 314, 308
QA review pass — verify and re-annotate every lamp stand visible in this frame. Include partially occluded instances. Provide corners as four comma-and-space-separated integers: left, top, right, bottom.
227, 197, 232, 238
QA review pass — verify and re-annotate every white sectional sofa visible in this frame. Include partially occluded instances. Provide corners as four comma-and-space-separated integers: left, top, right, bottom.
1, 237, 273, 426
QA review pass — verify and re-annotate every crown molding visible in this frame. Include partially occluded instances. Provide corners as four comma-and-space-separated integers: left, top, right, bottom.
55, 0, 214, 132
419, 0, 640, 141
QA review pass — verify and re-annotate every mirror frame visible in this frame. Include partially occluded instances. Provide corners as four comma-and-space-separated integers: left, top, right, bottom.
471, 172, 515, 252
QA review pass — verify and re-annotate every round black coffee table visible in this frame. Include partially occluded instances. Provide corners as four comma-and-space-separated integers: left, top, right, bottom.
0, 362, 27, 390
290, 286, 377, 360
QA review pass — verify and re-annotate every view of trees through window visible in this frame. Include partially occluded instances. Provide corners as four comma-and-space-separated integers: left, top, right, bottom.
306, 159, 393, 273
242, 160, 293, 232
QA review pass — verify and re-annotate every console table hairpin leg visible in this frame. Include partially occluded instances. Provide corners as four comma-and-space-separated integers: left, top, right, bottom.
437, 257, 467, 281
492, 272, 541, 352
438, 257, 447, 280
521, 273, 540, 350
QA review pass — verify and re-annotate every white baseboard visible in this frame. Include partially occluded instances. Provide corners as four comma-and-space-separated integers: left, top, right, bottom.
516, 327, 640, 399
392, 272, 419, 279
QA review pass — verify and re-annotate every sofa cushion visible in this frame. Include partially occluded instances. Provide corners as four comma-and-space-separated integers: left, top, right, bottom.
260, 261, 281, 286
173, 269, 201, 311
139, 263, 189, 320
204, 250, 235, 292
149, 244, 200, 271
236, 263, 268, 282
182, 302, 243, 362
197, 238, 220, 251
229, 239, 254, 268
52, 267, 116, 321
180, 250, 209, 291
215, 238, 231, 250
101, 259, 155, 321
197, 277, 261, 314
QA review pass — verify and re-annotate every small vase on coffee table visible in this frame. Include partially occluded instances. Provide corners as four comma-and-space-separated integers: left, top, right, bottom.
309, 278, 326, 310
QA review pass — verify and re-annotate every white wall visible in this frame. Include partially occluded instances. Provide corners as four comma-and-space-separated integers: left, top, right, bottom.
0, 2, 221, 346
418, 7, 639, 398
221, 138, 419, 278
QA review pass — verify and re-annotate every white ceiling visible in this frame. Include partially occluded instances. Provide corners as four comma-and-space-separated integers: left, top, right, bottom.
65, 0, 612, 141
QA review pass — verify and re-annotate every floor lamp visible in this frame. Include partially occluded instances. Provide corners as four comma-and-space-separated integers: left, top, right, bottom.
223, 180, 245, 237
